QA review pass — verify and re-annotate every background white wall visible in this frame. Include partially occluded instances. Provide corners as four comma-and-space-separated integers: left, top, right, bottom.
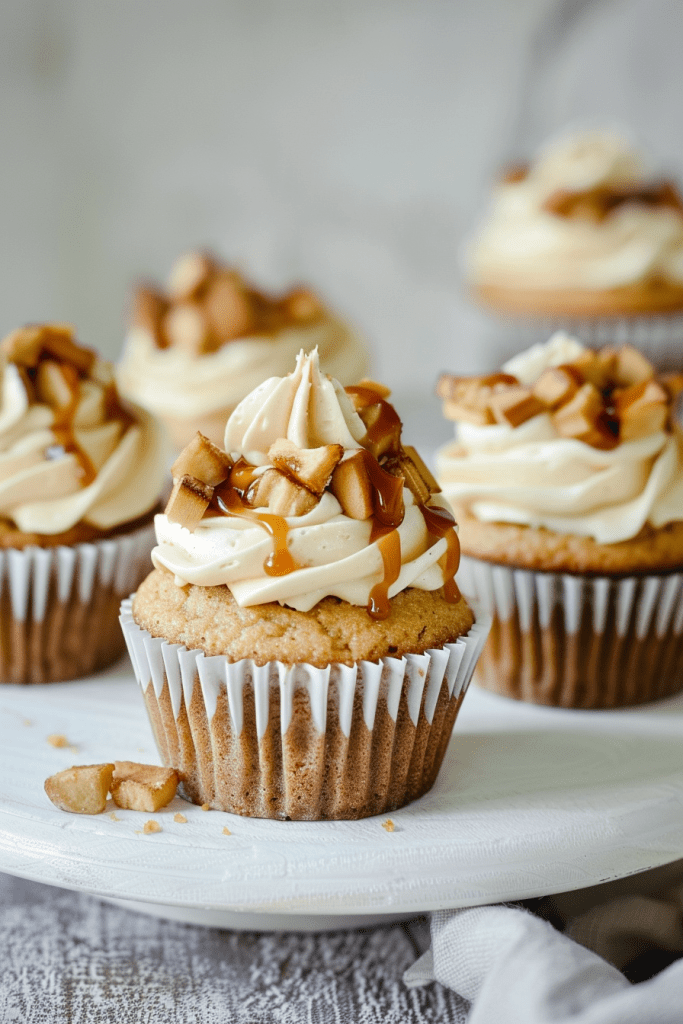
0, 0, 681, 400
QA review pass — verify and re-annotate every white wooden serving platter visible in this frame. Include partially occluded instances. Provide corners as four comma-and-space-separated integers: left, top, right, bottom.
0, 659, 682, 931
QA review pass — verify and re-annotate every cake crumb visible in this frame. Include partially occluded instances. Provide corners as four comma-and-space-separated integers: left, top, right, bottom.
222, 826, 231, 836
23, 719, 32, 727
109, 812, 120, 821
47, 734, 69, 748
200, 803, 210, 811
143, 820, 162, 834
382, 819, 395, 833
174, 812, 187, 823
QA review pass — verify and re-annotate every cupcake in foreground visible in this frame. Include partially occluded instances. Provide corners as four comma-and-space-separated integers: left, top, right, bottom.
436, 332, 683, 709
467, 130, 683, 367
0, 323, 166, 683
117, 250, 370, 450
121, 350, 488, 820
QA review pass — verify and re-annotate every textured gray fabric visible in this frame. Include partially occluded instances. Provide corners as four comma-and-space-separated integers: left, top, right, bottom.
0, 874, 467, 1024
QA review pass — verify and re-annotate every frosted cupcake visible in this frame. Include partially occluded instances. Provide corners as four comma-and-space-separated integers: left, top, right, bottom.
117, 251, 370, 450
436, 332, 683, 708
121, 350, 487, 820
468, 130, 683, 368
0, 323, 166, 683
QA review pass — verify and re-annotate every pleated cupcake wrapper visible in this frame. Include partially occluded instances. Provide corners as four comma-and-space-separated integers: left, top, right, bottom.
458, 555, 683, 708
0, 523, 156, 684
120, 599, 490, 820
484, 312, 683, 370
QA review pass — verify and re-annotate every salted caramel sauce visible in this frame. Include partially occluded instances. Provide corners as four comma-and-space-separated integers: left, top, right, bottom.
368, 529, 401, 620
228, 457, 258, 493
213, 478, 299, 578
345, 384, 402, 457
45, 362, 97, 487
420, 503, 461, 603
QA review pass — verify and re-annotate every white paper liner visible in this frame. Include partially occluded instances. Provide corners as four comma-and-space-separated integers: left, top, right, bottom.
0, 522, 156, 684
480, 311, 683, 370
458, 554, 683, 708
120, 597, 490, 819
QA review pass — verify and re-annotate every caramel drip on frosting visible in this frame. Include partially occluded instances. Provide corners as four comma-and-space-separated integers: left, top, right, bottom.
345, 384, 402, 455
368, 529, 401, 620
50, 363, 97, 486
214, 482, 299, 578
421, 503, 461, 603
228, 457, 258, 493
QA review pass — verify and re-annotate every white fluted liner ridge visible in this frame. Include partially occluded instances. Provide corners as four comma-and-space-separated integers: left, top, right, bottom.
121, 600, 489, 737
0, 522, 155, 684
119, 598, 490, 819
458, 555, 683, 708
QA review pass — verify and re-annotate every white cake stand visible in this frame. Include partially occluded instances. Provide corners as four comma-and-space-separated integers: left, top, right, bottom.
1, 661, 682, 931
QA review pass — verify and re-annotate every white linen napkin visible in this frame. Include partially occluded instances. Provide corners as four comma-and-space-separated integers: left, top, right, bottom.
405, 871, 683, 1023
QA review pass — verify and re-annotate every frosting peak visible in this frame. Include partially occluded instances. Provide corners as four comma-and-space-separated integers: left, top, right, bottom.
224, 348, 366, 466
153, 353, 462, 616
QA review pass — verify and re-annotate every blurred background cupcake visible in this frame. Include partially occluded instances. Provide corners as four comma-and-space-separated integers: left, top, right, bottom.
122, 350, 487, 820
0, 323, 166, 683
466, 129, 683, 369
436, 332, 683, 709
117, 251, 369, 450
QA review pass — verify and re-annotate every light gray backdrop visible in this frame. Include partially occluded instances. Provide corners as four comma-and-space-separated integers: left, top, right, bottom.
1, 0, 680, 396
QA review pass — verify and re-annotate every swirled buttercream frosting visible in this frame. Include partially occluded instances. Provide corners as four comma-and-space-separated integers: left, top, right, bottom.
469, 131, 683, 292
0, 324, 165, 535
436, 334, 683, 545
152, 349, 461, 616
117, 252, 369, 425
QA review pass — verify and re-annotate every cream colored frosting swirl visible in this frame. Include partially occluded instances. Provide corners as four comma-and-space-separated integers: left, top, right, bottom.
469, 131, 683, 291
436, 335, 683, 545
152, 350, 452, 611
0, 360, 166, 535
117, 313, 369, 422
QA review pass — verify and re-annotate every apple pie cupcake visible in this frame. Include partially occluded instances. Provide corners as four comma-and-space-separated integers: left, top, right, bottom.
121, 349, 488, 820
436, 332, 683, 708
117, 250, 370, 450
0, 323, 166, 683
467, 130, 683, 368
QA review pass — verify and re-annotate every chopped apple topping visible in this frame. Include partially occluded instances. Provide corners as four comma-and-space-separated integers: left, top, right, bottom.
439, 344, 675, 448
165, 475, 214, 531
172, 432, 233, 487
268, 439, 344, 496
249, 468, 318, 517
44, 763, 115, 815
110, 762, 179, 812
330, 451, 375, 520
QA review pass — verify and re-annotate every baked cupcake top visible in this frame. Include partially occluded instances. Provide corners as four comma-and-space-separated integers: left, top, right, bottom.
117, 251, 369, 423
0, 323, 165, 537
152, 349, 461, 617
468, 131, 683, 310
436, 333, 683, 546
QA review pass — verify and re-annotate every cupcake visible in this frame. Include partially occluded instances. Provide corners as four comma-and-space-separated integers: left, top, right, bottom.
0, 323, 166, 683
120, 349, 487, 820
117, 251, 370, 450
436, 332, 683, 709
467, 130, 683, 369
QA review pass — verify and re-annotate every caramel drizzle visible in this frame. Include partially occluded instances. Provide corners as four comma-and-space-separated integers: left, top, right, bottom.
368, 529, 401, 620
49, 363, 97, 486
345, 384, 402, 456
213, 461, 299, 577
420, 503, 461, 603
